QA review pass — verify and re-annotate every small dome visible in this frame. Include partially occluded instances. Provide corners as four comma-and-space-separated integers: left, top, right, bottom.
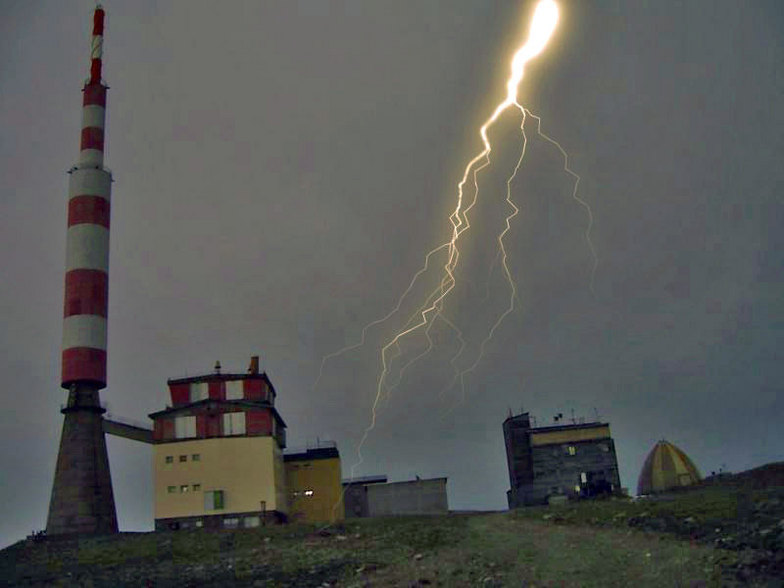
637, 440, 701, 495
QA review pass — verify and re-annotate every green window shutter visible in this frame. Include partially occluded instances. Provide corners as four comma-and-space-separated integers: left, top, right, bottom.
214, 490, 224, 510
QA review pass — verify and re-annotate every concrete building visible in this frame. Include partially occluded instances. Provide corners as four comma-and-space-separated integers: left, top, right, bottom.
342, 475, 388, 518
149, 357, 288, 530
47, 5, 118, 536
504, 412, 621, 507
284, 443, 344, 523
342, 477, 448, 517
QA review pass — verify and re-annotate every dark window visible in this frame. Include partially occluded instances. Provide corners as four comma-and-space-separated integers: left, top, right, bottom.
179, 455, 187, 462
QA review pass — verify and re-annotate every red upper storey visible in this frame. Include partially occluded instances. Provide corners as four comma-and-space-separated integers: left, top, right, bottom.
167, 375, 274, 407
166, 357, 276, 408
148, 357, 287, 448
149, 403, 286, 448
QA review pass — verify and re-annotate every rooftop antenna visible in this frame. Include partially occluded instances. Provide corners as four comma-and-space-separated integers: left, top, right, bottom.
593, 407, 601, 422
570, 408, 576, 424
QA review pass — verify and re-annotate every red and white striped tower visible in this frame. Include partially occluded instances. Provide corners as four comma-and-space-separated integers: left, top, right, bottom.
47, 5, 118, 535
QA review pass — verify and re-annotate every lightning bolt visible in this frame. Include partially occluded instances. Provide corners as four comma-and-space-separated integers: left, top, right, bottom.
346, 0, 563, 476
313, 3, 599, 529
524, 108, 598, 294
441, 106, 598, 417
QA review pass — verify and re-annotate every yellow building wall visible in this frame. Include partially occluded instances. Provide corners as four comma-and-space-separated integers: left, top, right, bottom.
154, 436, 286, 520
284, 457, 344, 523
531, 425, 611, 446
273, 445, 287, 513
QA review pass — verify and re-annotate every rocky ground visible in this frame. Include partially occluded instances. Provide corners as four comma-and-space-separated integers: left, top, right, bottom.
517, 462, 784, 585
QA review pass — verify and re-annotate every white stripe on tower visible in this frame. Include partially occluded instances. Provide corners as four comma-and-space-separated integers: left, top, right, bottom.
62, 5, 112, 389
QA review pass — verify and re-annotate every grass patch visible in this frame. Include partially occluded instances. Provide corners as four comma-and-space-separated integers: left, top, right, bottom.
0, 509, 752, 586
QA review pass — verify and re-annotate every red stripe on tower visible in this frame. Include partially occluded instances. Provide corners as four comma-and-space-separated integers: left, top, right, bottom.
64, 270, 108, 317
80, 127, 104, 152
62, 348, 107, 385
83, 86, 107, 108
68, 196, 110, 228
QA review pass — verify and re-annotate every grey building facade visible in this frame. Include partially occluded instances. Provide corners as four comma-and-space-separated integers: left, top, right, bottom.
504, 413, 621, 508
342, 475, 388, 518
342, 476, 448, 517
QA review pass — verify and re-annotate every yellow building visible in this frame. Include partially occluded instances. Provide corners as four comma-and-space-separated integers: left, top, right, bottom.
150, 358, 289, 530
284, 445, 344, 523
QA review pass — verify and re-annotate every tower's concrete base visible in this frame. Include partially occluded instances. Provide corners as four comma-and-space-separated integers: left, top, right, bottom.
46, 385, 117, 535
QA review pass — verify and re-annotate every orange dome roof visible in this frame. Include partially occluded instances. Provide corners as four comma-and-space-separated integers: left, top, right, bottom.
637, 440, 701, 495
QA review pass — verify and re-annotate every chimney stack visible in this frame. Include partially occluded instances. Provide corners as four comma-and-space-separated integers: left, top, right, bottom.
249, 355, 260, 375
47, 4, 118, 536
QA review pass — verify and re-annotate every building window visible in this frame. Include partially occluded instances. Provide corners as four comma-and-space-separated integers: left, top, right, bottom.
223, 517, 239, 529
580, 472, 587, 484
222, 412, 246, 435
167, 486, 176, 494
180, 485, 189, 493
226, 380, 243, 400
244, 516, 260, 528
179, 455, 187, 462
566, 445, 576, 456
190, 382, 208, 403
304, 489, 314, 497
193, 484, 201, 492
192, 454, 200, 461
165, 456, 173, 464
195, 520, 203, 528
175, 416, 196, 439
205, 490, 225, 510
599, 443, 609, 452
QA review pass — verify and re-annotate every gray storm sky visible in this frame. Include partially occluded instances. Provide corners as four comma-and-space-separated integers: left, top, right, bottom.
1, 0, 782, 545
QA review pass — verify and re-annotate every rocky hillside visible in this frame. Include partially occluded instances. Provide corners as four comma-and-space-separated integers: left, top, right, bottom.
2, 463, 782, 586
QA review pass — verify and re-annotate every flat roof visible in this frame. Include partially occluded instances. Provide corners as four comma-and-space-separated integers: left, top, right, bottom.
342, 476, 447, 487
530, 421, 609, 434
342, 475, 388, 485
502, 413, 611, 433
283, 446, 339, 461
